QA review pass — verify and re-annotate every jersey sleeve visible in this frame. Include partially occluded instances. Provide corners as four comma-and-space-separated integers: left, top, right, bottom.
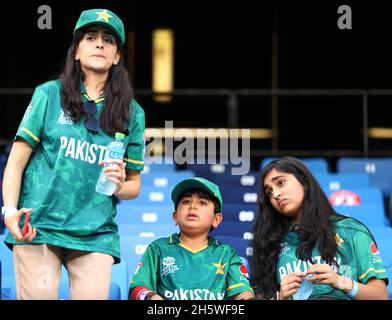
124, 100, 145, 171
15, 87, 49, 148
130, 241, 159, 292
225, 248, 254, 298
352, 226, 389, 285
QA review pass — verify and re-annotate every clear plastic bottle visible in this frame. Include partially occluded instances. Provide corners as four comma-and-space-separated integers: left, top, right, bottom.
95, 132, 126, 196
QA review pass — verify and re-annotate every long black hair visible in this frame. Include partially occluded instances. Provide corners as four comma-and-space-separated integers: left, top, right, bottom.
59, 26, 133, 136
250, 156, 344, 298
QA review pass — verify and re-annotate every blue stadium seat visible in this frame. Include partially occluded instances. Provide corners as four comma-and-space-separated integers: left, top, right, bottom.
220, 186, 258, 204
210, 221, 254, 239
324, 187, 384, 208
210, 170, 260, 188
337, 157, 392, 197
119, 235, 159, 283
261, 157, 329, 173
0, 234, 16, 299
314, 173, 371, 191
214, 235, 253, 259
369, 227, 392, 243
376, 238, 392, 299
186, 162, 249, 180
120, 186, 172, 206
141, 170, 195, 187
116, 204, 174, 225
118, 223, 177, 237
334, 204, 389, 227
222, 203, 257, 223
142, 162, 177, 175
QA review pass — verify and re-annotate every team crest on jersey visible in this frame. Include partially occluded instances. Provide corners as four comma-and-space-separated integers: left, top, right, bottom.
239, 264, 249, 281
57, 109, 74, 125
162, 256, 179, 276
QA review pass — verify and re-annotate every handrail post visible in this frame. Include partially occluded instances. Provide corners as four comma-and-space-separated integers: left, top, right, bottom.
363, 91, 369, 158
227, 91, 238, 128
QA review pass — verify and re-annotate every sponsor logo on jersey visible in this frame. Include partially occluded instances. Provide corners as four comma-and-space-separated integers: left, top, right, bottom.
162, 256, 179, 276
164, 289, 225, 300
370, 242, 383, 264
239, 264, 249, 280
329, 190, 361, 206
57, 109, 74, 125
279, 242, 290, 257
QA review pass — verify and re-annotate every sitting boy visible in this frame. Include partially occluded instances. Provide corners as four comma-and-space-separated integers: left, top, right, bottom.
129, 177, 254, 300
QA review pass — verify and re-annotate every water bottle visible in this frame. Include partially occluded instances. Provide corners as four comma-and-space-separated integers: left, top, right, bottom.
95, 132, 126, 196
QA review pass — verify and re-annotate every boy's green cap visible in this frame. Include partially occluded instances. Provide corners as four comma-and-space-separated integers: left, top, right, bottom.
74, 9, 125, 44
171, 177, 223, 212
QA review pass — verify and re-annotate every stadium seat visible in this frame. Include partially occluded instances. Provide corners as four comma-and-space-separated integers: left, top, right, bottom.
219, 186, 258, 204
337, 157, 392, 197
141, 170, 195, 187
369, 227, 392, 243
314, 173, 371, 191
325, 187, 384, 208
186, 162, 249, 180
0, 234, 16, 300
222, 203, 258, 223
116, 204, 174, 225
120, 186, 172, 206
376, 238, 392, 299
334, 204, 389, 227
214, 235, 253, 259
210, 221, 254, 239
119, 235, 160, 282
260, 157, 329, 173
210, 170, 260, 188
118, 223, 177, 237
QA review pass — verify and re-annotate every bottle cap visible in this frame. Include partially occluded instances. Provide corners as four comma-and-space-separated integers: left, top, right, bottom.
115, 132, 125, 139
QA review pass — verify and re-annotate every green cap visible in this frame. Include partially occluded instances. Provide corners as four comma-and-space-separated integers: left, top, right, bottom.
74, 9, 125, 44
171, 177, 223, 212
115, 132, 125, 139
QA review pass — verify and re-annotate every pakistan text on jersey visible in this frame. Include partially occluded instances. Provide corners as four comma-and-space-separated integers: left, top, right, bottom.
278, 256, 342, 279
59, 136, 108, 165
164, 289, 225, 300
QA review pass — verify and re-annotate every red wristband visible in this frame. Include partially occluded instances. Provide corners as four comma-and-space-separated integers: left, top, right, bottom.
130, 286, 155, 300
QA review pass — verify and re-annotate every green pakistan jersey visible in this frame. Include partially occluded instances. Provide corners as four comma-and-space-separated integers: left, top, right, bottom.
277, 215, 388, 299
5, 80, 145, 263
130, 233, 254, 300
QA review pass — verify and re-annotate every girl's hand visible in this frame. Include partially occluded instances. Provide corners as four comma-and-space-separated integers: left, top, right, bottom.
5, 208, 36, 242
279, 272, 306, 300
99, 160, 127, 195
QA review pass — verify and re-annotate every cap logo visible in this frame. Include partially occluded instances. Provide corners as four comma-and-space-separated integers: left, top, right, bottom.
96, 9, 112, 23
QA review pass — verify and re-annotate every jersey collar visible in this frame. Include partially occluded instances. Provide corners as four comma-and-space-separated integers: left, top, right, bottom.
169, 233, 219, 246
80, 80, 106, 104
